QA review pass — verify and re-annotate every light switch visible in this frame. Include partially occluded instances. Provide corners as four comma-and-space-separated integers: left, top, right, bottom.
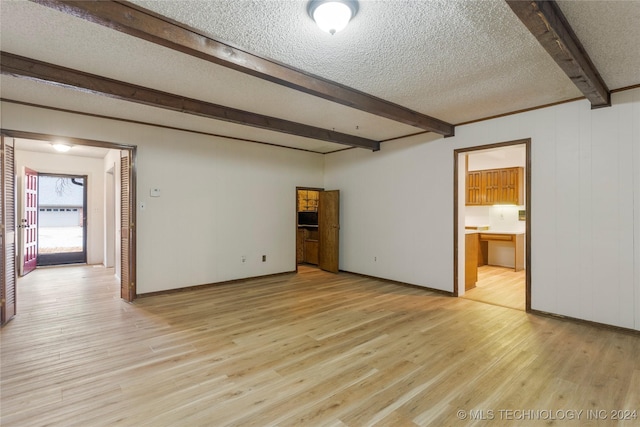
150, 188, 161, 197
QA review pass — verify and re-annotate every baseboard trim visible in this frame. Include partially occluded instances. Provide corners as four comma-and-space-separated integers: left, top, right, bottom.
138, 268, 454, 299
340, 269, 455, 297
136, 270, 296, 298
530, 309, 640, 336
135, 270, 637, 335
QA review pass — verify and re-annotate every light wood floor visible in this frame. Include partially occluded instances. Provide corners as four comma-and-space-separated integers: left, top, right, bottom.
1, 265, 639, 426
463, 266, 526, 311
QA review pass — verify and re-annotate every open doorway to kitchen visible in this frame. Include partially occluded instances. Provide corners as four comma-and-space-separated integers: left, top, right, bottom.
37, 174, 87, 266
454, 139, 531, 311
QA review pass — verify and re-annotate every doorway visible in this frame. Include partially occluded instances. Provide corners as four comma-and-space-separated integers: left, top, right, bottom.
1, 130, 137, 326
295, 187, 340, 273
453, 139, 531, 311
36, 174, 88, 267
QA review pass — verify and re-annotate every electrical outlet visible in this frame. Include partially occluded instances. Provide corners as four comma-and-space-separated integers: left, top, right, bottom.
262, 255, 266, 262
241, 256, 246, 263
374, 256, 377, 262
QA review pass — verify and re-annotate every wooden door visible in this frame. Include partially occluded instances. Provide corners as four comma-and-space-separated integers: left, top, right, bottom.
318, 190, 339, 273
1, 136, 17, 325
21, 167, 38, 275
120, 151, 135, 302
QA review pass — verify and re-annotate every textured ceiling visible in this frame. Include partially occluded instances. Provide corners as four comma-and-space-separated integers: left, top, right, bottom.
557, 0, 640, 90
129, 0, 583, 123
1, 0, 639, 155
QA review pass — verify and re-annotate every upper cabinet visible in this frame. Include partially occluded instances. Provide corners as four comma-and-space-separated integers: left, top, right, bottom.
298, 189, 319, 212
466, 167, 523, 206
466, 171, 482, 205
498, 167, 524, 205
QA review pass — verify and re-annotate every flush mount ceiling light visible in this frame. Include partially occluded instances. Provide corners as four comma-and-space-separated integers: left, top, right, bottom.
308, 0, 358, 35
51, 143, 72, 153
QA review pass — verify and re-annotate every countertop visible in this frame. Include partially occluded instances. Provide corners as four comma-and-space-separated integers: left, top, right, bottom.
465, 229, 525, 235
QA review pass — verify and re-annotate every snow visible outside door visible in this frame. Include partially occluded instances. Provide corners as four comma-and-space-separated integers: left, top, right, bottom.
39, 226, 83, 254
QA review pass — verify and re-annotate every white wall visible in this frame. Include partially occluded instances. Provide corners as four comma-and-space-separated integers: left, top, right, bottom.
467, 145, 526, 171
15, 150, 105, 265
134, 131, 322, 292
325, 88, 640, 331
3, 88, 638, 330
324, 132, 453, 290
2, 102, 324, 294
465, 205, 525, 232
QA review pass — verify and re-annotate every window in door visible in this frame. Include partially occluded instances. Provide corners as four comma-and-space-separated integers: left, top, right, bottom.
37, 174, 87, 266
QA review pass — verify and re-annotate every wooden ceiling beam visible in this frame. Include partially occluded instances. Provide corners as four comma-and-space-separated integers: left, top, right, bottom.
31, 0, 454, 136
0, 52, 380, 151
506, 0, 610, 108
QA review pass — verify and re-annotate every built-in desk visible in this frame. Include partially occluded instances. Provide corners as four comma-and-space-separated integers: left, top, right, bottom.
477, 231, 525, 272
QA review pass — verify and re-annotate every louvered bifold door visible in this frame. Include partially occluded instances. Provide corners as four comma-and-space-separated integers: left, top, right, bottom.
120, 150, 133, 302
1, 137, 17, 324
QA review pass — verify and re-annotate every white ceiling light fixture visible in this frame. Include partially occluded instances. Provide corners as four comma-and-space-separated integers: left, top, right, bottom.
308, 0, 358, 35
52, 142, 72, 153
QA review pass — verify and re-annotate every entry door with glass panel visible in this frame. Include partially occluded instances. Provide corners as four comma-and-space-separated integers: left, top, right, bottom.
21, 167, 39, 275
37, 174, 87, 266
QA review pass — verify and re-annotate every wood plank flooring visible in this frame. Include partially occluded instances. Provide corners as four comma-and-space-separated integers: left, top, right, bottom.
1, 265, 639, 426
463, 266, 526, 311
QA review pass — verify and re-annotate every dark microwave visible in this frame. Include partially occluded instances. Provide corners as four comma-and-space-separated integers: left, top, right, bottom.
298, 211, 318, 226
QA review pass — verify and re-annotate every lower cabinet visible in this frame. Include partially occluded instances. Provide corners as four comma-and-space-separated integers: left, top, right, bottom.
297, 227, 319, 265
304, 240, 319, 265
465, 233, 478, 290
296, 229, 305, 263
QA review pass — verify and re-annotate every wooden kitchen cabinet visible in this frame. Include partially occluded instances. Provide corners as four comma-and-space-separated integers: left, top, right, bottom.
465, 233, 478, 290
298, 227, 319, 265
482, 169, 501, 205
466, 167, 523, 205
499, 167, 524, 205
466, 171, 482, 205
304, 239, 318, 265
296, 229, 305, 263
298, 189, 319, 212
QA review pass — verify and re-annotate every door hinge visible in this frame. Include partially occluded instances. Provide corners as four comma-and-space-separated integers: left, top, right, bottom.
130, 282, 135, 288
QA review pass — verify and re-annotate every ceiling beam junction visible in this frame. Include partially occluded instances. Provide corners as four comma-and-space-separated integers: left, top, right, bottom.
506, 0, 610, 108
31, 0, 454, 136
0, 52, 380, 151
